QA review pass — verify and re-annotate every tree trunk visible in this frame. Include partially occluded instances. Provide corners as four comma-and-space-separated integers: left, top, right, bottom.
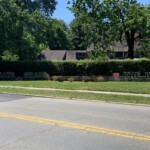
128, 40, 134, 59
125, 30, 135, 59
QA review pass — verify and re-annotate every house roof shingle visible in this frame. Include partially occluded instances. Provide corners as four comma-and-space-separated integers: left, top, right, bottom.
66, 50, 86, 60
41, 50, 87, 60
42, 50, 66, 60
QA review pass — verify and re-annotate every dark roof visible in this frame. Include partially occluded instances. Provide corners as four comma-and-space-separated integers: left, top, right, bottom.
111, 42, 128, 52
66, 50, 86, 60
41, 50, 66, 60
66, 51, 76, 60
112, 42, 139, 52
88, 41, 139, 52
41, 50, 86, 60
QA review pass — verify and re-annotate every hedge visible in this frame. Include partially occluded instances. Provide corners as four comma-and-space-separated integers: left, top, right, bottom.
0, 59, 150, 77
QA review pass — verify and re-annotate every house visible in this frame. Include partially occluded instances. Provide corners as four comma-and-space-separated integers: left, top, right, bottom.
87, 42, 141, 59
39, 50, 87, 61
39, 50, 66, 60
39, 42, 141, 61
111, 42, 141, 59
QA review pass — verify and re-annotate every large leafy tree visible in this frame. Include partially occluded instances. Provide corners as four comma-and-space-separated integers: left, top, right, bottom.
69, 0, 150, 59
46, 19, 72, 50
0, 0, 19, 60
0, 0, 57, 61
15, 0, 57, 16
70, 18, 88, 50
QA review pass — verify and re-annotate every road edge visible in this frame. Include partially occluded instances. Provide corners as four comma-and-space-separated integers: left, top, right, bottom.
0, 92, 150, 107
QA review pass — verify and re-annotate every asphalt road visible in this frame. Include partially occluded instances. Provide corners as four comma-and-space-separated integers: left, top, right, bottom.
0, 94, 149, 150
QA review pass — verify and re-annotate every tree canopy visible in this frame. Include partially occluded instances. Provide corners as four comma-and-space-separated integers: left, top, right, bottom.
0, 0, 150, 61
70, 18, 88, 50
69, 0, 150, 59
0, 0, 57, 61
45, 19, 72, 50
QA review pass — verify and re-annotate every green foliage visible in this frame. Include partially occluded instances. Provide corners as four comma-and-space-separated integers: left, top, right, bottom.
69, 0, 116, 51
15, 0, 57, 16
0, 0, 19, 57
0, 0, 57, 61
0, 60, 150, 77
46, 19, 72, 50
2, 51, 18, 61
87, 49, 112, 61
69, 0, 150, 59
139, 39, 150, 58
70, 18, 88, 50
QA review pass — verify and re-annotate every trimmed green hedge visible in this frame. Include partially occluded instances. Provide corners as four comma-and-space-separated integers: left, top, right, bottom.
0, 60, 150, 77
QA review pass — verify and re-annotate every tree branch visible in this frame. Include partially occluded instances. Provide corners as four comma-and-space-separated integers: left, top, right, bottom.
134, 33, 141, 40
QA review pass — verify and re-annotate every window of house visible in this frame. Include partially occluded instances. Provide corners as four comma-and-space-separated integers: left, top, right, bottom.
76, 52, 86, 59
115, 52, 123, 58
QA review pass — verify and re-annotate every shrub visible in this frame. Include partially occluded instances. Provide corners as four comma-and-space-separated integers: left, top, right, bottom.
38, 72, 50, 80
67, 77, 76, 82
51, 76, 64, 82
0, 60, 150, 79
95, 76, 107, 82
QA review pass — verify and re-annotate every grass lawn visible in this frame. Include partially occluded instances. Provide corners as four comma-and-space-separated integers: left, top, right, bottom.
0, 87, 149, 105
0, 81, 150, 94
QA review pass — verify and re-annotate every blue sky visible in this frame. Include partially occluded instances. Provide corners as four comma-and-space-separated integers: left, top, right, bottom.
52, 0, 149, 24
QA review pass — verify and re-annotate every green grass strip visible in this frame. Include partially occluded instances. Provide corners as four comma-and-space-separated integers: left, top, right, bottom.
0, 87, 149, 105
0, 81, 150, 94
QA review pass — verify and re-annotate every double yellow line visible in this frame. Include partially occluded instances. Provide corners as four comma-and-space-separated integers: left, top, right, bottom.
0, 112, 150, 142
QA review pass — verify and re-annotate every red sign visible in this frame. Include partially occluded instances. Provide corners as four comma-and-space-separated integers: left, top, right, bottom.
113, 73, 119, 79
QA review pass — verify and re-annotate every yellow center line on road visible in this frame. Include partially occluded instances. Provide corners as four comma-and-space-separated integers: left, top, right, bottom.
0, 112, 150, 142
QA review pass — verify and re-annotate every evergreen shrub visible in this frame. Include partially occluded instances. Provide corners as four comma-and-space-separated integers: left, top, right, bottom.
0, 60, 150, 78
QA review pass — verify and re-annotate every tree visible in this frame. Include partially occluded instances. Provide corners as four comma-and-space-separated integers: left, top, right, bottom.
70, 18, 88, 50
15, 0, 57, 16
69, 0, 150, 59
45, 19, 72, 50
0, 0, 57, 61
139, 39, 150, 58
15, 0, 57, 60
0, 0, 19, 60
